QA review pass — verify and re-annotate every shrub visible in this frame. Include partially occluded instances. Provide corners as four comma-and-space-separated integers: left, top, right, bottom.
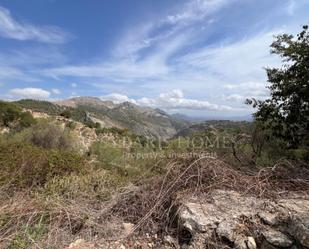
44, 169, 127, 200
27, 120, 78, 150
8, 215, 47, 249
0, 142, 88, 189
0, 101, 36, 130
90, 141, 124, 170
60, 110, 72, 119
66, 121, 77, 130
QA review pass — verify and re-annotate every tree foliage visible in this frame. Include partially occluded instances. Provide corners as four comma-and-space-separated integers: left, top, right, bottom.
0, 101, 36, 130
248, 25, 309, 148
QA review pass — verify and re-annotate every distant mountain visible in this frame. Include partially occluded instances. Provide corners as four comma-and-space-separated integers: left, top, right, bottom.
15, 97, 190, 139
174, 120, 252, 137
62, 97, 190, 138
171, 113, 196, 121
171, 113, 253, 122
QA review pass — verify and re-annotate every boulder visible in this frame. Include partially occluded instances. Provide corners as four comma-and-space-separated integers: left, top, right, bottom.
262, 229, 293, 247
177, 190, 309, 248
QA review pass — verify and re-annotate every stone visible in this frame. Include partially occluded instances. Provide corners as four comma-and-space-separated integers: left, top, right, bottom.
234, 237, 248, 249
262, 229, 293, 247
247, 236, 257, 249
67, 239, 97, 249
164, 235, 178, 247
258, 212, 278, 226
122, 222, 134, 236
178, 190, 260, 236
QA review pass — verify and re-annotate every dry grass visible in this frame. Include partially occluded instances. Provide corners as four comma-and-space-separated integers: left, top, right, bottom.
0, 157, 308, 248
110, 157, 309, 235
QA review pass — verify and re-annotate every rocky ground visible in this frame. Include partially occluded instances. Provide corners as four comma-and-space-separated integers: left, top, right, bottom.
178, 190, 309, 249
66, 189, 309, 249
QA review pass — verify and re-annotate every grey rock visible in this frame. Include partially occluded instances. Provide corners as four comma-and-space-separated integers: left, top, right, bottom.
262, 229, 293, 247
258, 212, 279, 226
178, 190, 309, 249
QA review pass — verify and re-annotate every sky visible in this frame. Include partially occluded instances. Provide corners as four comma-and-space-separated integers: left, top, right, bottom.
0, 0, 308, 118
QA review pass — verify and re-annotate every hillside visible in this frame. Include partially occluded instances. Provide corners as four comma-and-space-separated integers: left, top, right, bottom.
14, 97, 190, 139
174, 120, 252, 137
1, 99, 308, 249
55, 97, 190, 138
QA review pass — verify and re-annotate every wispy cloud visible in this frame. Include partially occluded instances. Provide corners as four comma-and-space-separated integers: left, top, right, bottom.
177, 31, 280, 82
113, 0, 232, 59
38, 6, 284, 115
0, 6, 71, 43
165, 0, 232, 25
286, 0, 296, 15
51, 88, 61, 94
41, 4, 280, 88
0, 66, 38, 82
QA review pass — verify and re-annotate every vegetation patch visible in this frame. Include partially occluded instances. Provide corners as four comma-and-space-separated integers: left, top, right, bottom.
0, 141, 88, 189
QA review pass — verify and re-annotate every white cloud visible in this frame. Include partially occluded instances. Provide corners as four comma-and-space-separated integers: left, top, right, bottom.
51, 88, 61, 94
177, 31, 280, 83
165, 0, 232, 25
223, 82, 269, 102
20, 0, 305, 117
223, 82, 266, 90
44, 31, 190, 82
101, 89, 233, 111
42, 18, 281, 100
223, 82, 269, 95
8, 88, 51, 99
71, 83, 77, 88
0, 6, 71, 43
41, 29, 280, 115
225, 93, 268, 102
101, 93, 137, 104
225, 94, 246, 102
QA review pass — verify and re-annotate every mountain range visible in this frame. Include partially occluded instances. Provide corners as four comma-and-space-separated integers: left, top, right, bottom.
15, 97, 190, 139
13, 97, 252, 139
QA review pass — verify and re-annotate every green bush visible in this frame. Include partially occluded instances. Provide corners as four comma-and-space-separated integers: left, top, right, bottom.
44, 169, 127, 200
90, 141, 124, 170
65, 121, 77, 130
0, 101, 36, 130
60, 110, 72, 119
0, 142, 88, 188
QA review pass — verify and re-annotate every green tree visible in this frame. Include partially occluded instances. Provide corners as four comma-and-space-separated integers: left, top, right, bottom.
248, 25, 309, 148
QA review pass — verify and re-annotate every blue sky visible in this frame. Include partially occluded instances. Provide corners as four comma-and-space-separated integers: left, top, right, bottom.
0, 0, 308, 117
